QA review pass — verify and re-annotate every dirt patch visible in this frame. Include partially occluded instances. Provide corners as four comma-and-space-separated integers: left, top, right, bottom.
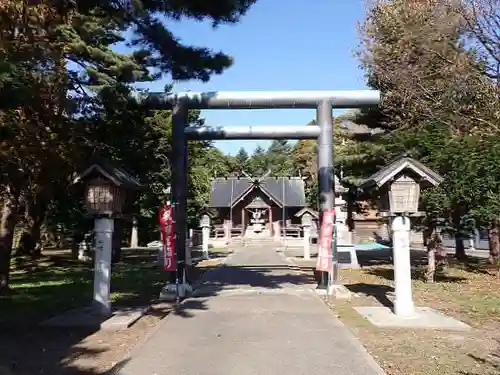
0, 249, 225, 375
318, 257, 500, 375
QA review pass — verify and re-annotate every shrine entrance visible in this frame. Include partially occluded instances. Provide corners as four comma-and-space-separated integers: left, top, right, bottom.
140, 89, 380, 295
209, 174, 307, 238
244, 196, 270, 237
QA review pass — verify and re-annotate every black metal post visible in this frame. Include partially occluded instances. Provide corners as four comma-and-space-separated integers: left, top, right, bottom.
171, 102, 188, 293
317, 100, 335, 289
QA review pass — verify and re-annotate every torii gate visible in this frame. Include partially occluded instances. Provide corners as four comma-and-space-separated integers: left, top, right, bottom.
138, 90, 380, 297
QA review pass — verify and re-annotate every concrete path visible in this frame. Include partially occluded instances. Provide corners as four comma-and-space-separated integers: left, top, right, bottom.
117, 245, 385, 375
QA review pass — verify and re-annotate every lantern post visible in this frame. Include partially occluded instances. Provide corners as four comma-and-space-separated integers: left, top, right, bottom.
85, 178, 124, 315
74, 160, 142, 316
200, 214, 211, 260
301, 213, 312, 260
361, 156, 443, 318
386, 174, 421, 317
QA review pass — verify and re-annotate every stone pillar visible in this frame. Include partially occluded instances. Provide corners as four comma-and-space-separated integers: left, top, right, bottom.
468, 237, 475, 252
93, 217, 114, 316
130, 216, 139, 248
273, 221, 281, 242
335, 196, 359, 269
392, 215, 415, 317
224, 221, 231, 244
78, 236, 91, 261
200, 214, 210, 260
301, 213, 312, 260
188, 228, 193, 246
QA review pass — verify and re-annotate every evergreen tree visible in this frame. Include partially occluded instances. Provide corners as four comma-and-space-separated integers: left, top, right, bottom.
266, 140, 294, 176
0, 0, 257, 293
247, 145, 268, 177
234, 147, 250, 173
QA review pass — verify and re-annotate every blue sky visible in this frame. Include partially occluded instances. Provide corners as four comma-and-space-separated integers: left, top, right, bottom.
137, 0, 369, 155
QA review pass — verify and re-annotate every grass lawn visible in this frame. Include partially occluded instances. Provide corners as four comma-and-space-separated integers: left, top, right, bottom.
1, 248, 205, 325
328, 254, 500, 375
0, 248, 225, 375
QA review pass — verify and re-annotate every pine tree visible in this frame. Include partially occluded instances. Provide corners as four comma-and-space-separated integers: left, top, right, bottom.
0, 0, 257, 293
266, 140, 294, 176
234, 147, 250, 172
248, 145, 268, 177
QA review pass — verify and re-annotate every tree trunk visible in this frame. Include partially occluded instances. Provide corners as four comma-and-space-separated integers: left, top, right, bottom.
425, 225, 441, 283
17, 194, 48, 256
112, 220, 122, 264
451, 209, 467, 260
24, 197, 48, 256
17, 221, 44, 256
427, 246, 436, 282
488, 220, 500, 264
0, 196, 19, 294
24, 218, 44, 256
454, 236, 466, 260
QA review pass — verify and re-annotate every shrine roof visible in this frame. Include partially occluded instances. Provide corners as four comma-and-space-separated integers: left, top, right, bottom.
209, 177, 306, 208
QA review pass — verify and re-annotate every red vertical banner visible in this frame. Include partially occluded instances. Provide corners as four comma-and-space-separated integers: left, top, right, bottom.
316, 209, 335, 272
159, 204, 176, 271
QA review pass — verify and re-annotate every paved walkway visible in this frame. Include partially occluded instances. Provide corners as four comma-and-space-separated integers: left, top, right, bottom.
117, 246, 385, 375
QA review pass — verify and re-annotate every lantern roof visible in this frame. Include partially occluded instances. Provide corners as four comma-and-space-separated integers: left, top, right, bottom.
294, 207, 319, 219
361, 155, 443, 190
199, 205, 216, 218
73, 156, 144, 190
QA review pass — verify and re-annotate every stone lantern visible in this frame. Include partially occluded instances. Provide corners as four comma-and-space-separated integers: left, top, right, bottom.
388, 175, 420, 214
361, 155, 443, 317
301, 212, 313, 227
363, 156, 442, 216
74, 158, 142, 315
293, 208, 318, 261
199, 212, 211, 260
301, 212, 313, 260
84, 177, 127, 216
334, 176, 358, 269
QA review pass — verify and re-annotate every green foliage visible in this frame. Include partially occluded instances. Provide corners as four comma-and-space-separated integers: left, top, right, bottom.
0, 0, 258, 291
234, 147, 249, 172
246, 145, 268, 176
338, 0, 500, 246
265, 140, 295, 176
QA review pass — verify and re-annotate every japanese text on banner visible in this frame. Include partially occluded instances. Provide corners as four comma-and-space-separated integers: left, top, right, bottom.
159, 205, 176, 271
316, 209, 335, 272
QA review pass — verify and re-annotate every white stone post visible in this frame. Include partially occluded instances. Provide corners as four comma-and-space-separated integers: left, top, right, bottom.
303, 224, 311, 260
188, 228, 193, 247
273, 221, 280, 242
224, 221, 231, 244
200, 214, 210, 260
130, 216, 139, 248
392, 215, 415, 317
335, 196, 359, 269
78, 238, 90, 261
93, 217, 114, 316
301, 213, 312, 260
468, 236, 476, 252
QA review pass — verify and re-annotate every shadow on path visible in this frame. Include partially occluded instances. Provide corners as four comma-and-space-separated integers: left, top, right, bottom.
191, 261, 317, 298
115, 245, 386, 375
